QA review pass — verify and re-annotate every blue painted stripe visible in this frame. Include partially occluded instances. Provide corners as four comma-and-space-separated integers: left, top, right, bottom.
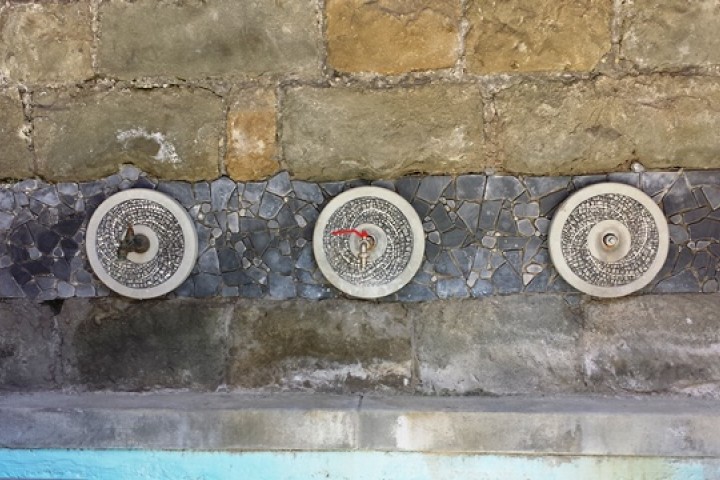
0, 450, 719, 480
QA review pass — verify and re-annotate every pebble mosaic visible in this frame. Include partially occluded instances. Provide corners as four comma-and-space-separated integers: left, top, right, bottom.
0, 168, 719, 301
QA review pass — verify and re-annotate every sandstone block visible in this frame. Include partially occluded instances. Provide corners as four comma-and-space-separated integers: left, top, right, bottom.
327, 0, 459, 74
0, 301, 59, 390
466, 0, 612, 73
282, 85, 485, 180
225, 88, 279, 181
495, 77, 720, 175
0, 89, 32, 179
0, 2, 93, 83
59, 299, 232, 391
413, 296, 583, 394
34, 88, 222, 181
621, 0, 720, 70
584, 294, 720, 396
98, 0, 320, 79
228, 300, 412, 392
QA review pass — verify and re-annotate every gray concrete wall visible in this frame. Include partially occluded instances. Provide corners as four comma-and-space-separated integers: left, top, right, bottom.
2, 294, 719, 398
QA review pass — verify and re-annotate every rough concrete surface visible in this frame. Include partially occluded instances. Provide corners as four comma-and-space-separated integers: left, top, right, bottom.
33, 88, 223, 181
228, 300, 412, 393
225, 88, 279, 181
1, 295, 719, 396
413, 296, 584, 394
584, 295, 720, 396
494, 76, 720, 175
466, 0, 612, 73
281, 85, 484, 180
0, 89, 32, 180
1, 392, 720, 457
621, 0, 720, 70
59, 299, 233, 391
326, 0, 459, 74
0, 301, 58, 390
0, 2, 93, 83
98, 0, 321, 79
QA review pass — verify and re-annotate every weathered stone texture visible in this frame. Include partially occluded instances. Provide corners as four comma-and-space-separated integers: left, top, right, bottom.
98, 0, 320, 79
33, 88, 222, 181
584, 295, 720, 396
326, 0, 459, 74
59, 299, 232, 391
0, 2, 93, 83
466, 0, 612, 73
282, 85, 484, 180
228, 300, 412, 392
621, 0, 720, 70
0, 89, 32, 179
495, 77, 720, 175
414, 296, 583, 394
0, 301, 58, 390
225, 88, 279, 181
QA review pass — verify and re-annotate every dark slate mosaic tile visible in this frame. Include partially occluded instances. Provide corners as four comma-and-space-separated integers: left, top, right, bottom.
1, 169, 719, 301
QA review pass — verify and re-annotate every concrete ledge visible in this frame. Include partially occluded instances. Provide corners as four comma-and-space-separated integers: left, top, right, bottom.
1, 393, 720, 457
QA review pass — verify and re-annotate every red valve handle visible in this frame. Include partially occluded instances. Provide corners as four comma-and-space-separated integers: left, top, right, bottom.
331, 228, 371, 239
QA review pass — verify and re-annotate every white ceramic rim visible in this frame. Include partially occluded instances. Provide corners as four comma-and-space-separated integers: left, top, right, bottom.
549, 182, 669, 298
313, 186, 425, 299
86, 189, 198, 299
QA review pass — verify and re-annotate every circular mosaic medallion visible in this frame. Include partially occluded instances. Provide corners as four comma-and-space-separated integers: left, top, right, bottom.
549, 182, 669, 297
313, 186, 424, 299
86, 189, 198, 299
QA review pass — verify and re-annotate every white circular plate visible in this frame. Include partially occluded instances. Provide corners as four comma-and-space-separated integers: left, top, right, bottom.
86, 189, 198, 299
313, 186, 425, 299
549, 182, 669, 298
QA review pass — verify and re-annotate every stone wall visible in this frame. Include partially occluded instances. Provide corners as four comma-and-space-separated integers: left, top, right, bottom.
1, 0, 720, 182
2, 1, 720, 398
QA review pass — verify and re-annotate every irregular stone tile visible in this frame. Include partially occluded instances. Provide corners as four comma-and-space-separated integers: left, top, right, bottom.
211, 177, 236, 212
266, 171, 293, 197
292, 181, 324, 204
654, 270, 700, 293
258, 193, 284, 220
690, 222, 720, 245
485, 176, 524, 200
157, 181, 194, 208
456, 175, 486, 200
194, 273, 222, 298
621, 0, 720, 70
395, 284, 436, 302
226, 88, 279, 181
228, 300, 412, 393
466, 0, 612, 73
524, 176, 570, 198
495, 77, 720, 174
642, 172, 679, 197
34, 88, 222, 181
584, 295, 720, 395
327, 0, 459, 74
0, 2, 93, 83
98, 0, 320, 79
416, 176, 452, 204
607, 172, 640, 187
414, 297, 583, 394
703, 186, 720, 210
282, 85, 484, 180
436, 278, 469, 299
457, 202, 480, 231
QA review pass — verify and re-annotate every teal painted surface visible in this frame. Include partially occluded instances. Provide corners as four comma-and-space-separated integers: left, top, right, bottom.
0, 450, 719, 480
